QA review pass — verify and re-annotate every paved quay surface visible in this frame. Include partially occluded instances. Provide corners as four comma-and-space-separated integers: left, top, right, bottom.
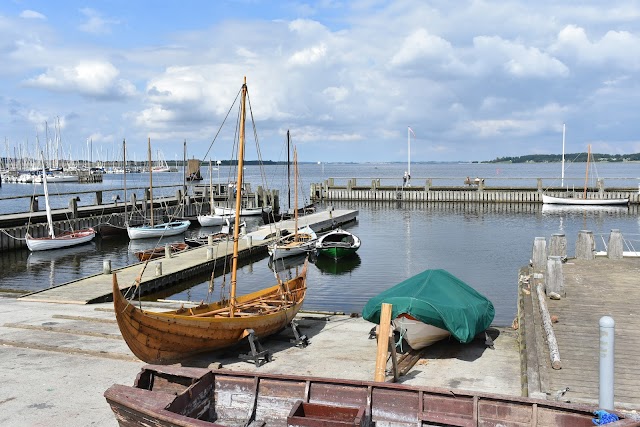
0, 295, 520, 427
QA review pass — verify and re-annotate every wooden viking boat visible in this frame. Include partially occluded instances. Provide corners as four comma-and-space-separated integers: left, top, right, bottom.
113, 77, 308, 364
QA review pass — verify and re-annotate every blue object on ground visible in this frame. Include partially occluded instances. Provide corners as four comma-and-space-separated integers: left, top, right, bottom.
593, 409, 619, 425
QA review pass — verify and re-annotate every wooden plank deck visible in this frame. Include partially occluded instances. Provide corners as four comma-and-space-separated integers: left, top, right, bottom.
529, 257, 640, 409
19, 209, 357, 305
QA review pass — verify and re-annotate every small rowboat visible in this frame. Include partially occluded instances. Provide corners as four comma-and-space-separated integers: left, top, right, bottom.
315, 228, 361, 259
135, 243, 189, 261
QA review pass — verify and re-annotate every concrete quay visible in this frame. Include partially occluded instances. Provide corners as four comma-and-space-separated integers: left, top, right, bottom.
0, 295, 520, 427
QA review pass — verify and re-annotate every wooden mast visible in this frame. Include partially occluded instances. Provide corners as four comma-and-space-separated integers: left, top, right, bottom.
287, 130, 291, 212
230, 77, 247, 317
583, 144, 591, 199
148, 138, 154, 226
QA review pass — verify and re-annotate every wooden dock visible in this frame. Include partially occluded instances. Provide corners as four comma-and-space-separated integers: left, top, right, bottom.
311, 179, 640, 204
19, 209, 358, 305
519, 255, 640, 409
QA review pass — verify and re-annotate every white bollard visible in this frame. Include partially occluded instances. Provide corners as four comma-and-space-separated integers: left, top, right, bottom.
165, 244, 171, 259
599, 316, 615, 410
207, 247, 214, 260
102, 259, 112, 275
155, 261, 162, 277
208, 235, 214, 246
246, 235, 252, 248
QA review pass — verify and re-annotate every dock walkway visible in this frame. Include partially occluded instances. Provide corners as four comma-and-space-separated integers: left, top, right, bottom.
521, 257, 640, 409
19, 209, 357, 305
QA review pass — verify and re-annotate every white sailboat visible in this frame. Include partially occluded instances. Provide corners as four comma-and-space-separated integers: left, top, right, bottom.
127, 139, 190, 240
197, 159, 235, 226
268, 147, 317, 260
542, 133, 629, 206
25, 157, 96, 251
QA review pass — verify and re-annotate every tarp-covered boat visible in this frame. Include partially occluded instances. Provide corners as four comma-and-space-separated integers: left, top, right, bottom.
362, 269, 494, 345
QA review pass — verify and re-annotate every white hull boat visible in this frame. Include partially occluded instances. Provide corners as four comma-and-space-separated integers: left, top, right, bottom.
542, 193, 629, 206
127, 220, 191, 240
214, 205, 269, 217
197, 213, 235, 227
26, 228, 96, 251
26, 158, 95, 251
268, 225, 317, 260
392, 315, 451, 350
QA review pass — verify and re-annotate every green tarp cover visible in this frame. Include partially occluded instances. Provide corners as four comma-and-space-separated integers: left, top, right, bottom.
362, 269, 495, 344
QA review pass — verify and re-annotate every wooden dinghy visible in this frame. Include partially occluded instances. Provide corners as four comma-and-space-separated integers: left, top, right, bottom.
134, 242, 189, 261
105, 364, 640, 427
112, 261, 307, 364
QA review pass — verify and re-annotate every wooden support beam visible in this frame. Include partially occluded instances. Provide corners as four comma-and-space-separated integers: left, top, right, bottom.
374, 303, 393, 382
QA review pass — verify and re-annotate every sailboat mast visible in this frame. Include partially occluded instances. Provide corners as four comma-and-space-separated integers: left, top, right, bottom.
561, 124, 566, 188
41, 155, 55, 238
293, 147, 299, 239
407, 126, 411, 177
583, 144, 591, 198
148, 138, 154, 227
230, 77, 248, 316
209, 159, 214, 215
183, 140, 186, 214
123, 139, 128, 226
287, 130, 291, 211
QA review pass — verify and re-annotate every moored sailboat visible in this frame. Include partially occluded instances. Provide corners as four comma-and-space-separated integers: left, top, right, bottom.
113, 77, 308, 364
543, 131, 629, 206
127, 138, 190, 240
25, 157, 96, 251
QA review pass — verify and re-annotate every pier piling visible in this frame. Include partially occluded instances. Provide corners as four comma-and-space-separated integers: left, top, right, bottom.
532, 237, 547, 272
549, 233, 567, 258
575, 230, 595, 260
546, 256, 564, 297
155, 262, 162, 277
607, 229, 623, 259
103, 260, 112, 275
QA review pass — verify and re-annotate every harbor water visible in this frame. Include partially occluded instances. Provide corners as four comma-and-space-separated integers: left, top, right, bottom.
1, 162, 639, 327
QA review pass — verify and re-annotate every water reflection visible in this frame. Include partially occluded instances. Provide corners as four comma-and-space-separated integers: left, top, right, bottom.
314, 253, 361, 276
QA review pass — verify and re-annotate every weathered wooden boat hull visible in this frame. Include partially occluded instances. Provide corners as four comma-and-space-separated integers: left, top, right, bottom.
104, 365, 640, 427
113, 262, 307, 364
542, 194, 629, 206
135, 243, 189, 261
25, 228, 96, 251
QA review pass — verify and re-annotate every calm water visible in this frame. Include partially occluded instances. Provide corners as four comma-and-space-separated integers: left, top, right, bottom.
1, 162, 639, 327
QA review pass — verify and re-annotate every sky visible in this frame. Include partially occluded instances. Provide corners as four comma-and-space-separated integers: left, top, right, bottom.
1, 0, 640, 164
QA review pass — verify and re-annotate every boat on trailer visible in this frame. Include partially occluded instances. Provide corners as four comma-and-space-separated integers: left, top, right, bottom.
104, 364, 639, 427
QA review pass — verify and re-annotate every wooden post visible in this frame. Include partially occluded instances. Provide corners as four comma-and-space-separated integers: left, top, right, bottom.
607, 229, 623, 259
575, 230, 595, 260
68, 197, 78, 219
549, 233, 567, 258
95, 191, 103, 205
532, 237, 546, 272
536, 284, 561, 370
155, 261, 162, 277
546, 256, 564, 297
374, 303, 393, 382
30, 195, 39, 212
165, 244, 171, 259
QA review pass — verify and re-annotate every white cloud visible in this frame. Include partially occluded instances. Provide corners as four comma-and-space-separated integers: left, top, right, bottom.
289, 43, 328, 66
78, 8, 119, 35
551, 25, 640, 69
24, 61, 136, 99
473, 36, 569, 78
20, 10, 46, 20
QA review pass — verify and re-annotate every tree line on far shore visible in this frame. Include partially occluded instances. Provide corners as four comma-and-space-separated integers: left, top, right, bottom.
486, 153, 640, 163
